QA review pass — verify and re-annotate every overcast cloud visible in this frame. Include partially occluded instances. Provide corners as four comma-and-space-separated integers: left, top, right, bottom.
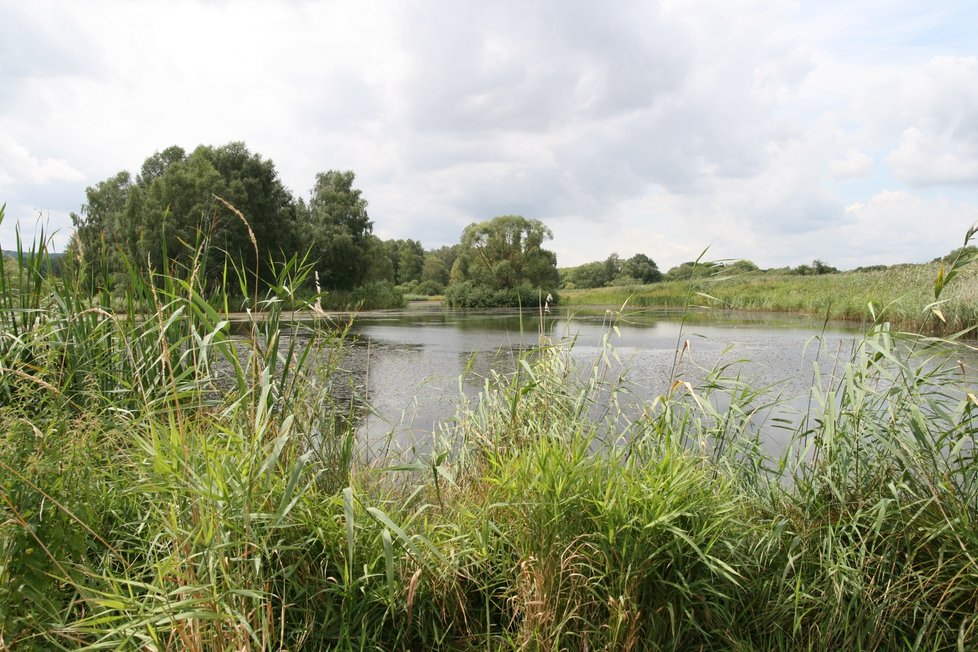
1, 0, 977, 269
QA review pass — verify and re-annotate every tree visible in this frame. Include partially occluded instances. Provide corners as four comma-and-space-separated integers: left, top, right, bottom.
602, 253, 621, 285
790, 259, 838, 276
421, 254, 449, 285
450, 215, 559, 290
563, 261, 608, 289
559, 252, 657, 289
428, 245, 460, 271
374, 238, 425, 285
71, 142, 299, 291
362, 235, 395, 283
136, 146, 186, 185
299, 170, 373, 291
811, 259, 837, 275
201, 142, 299, 277
396, 239, 425, 284
70, 170, 133, 287
620, 253, 662, 284
665, 261, 720, 281
936, 245, 978, 264
723, 259, 759, 275
125, 150, 224, 276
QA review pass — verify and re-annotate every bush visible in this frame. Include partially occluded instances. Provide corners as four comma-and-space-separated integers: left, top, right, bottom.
444, 281, 558, 308
396, 279, 419, 294
444, 281, 494, 307
320, 281, 405, 310
415, 280, 444, 296
609, 274, 641, 287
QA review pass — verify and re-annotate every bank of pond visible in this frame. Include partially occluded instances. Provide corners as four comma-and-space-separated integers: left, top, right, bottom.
560, 258, 978, 336
1, 249, 977, 649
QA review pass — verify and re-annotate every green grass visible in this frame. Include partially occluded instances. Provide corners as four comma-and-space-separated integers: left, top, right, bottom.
562, 261, 978, 335
1, 202, 977, 650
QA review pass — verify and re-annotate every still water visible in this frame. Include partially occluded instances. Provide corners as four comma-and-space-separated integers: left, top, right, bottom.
346, 304, 892, 458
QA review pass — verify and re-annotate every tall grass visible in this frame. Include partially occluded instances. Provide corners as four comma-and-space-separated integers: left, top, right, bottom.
1, 202, 977, 650
563, 257, 978, 335
0, 204, 358, 648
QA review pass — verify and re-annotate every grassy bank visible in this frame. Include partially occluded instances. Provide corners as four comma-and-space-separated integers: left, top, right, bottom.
2, 209, 977, 650
562, 259, 978, 335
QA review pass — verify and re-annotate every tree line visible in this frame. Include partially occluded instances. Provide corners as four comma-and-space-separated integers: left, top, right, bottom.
560, 254, 846, 288
559, 252, 663, 289
68, 142, 565, 307
71, 143, 377, 295
65, 140, 857, 309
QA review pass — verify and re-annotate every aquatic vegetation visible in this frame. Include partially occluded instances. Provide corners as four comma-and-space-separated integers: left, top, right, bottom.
1, 204, 976, 650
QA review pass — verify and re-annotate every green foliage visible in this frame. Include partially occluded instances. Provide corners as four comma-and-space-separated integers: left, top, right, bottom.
362, 234, 395, 283
363, 239, 433, 287
444, 280, 491, 307
0, 208, 360, 647
560, 260, 608, 289
723, 258, 760, 274
394, 239, 424, 285
620, 252, 662, 283
443, 280, 555, 308
71, 142, 299, 294
319, 281, 405, 311
608, 273, 641, 286
0, 413, 116, 642
3, 207, 978, 650
414, 280, 444, 296
565, 261, 978, 334
789, 258, 840, 275
426, 244, 459, 277
420, 253, 449, 286
300, 170, 374, 291
450, 215, 559, 290
663, 258, 760, 281
563, 252, 663, 288
935, 244, 978, 264
397, 278, 444, 297
665, 259, 722, 281
69, 145, 389, 300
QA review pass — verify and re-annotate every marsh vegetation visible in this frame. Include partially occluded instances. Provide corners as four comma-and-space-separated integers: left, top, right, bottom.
563, 257, 978, 335
1, 205, 977, 650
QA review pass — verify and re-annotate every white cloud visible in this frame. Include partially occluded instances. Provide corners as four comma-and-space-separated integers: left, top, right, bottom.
888, 126, 978, 185
838, 190, 975, 265
0, 135, 84, 189
830, 148, 873, 180
885, 56, 978, 186
1, 0, 977, 265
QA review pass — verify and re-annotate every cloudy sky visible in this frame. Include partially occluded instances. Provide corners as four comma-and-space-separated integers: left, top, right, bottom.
2, 0, 977, 270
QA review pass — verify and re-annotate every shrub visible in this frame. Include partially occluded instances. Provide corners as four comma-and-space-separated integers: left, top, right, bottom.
415, 280, 444, 296
444, 281, 557, 308
609, 274, 640, 287
320, 281, 405, 310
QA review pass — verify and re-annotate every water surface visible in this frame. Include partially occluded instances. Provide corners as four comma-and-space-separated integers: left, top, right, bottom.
348, 305, 896, 457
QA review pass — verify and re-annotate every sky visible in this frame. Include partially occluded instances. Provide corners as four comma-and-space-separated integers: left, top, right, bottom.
1, 0, 977, 271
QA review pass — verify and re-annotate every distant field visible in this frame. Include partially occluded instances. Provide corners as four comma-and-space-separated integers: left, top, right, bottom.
562, 262, 978, 334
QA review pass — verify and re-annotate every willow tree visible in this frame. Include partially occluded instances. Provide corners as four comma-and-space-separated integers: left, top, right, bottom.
450, 215, 559, 290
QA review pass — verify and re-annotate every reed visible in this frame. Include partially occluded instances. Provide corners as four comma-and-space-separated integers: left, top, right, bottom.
562, 258, 978, 335
1, 202, 976, 650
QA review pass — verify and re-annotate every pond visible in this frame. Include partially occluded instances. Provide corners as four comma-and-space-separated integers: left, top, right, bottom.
345, 303, 937, 460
